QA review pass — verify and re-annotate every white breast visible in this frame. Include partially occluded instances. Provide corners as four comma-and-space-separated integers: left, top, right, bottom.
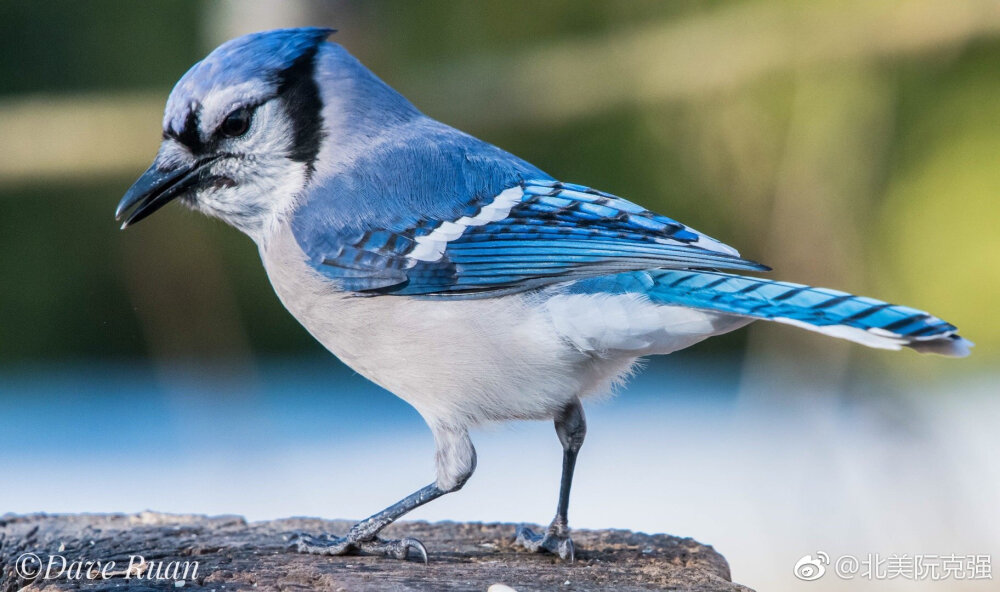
259, 223, 638, 429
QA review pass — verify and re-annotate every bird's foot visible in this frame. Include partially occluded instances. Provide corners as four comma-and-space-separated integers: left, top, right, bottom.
514, 524, 575, 561
289, 532, 428, 563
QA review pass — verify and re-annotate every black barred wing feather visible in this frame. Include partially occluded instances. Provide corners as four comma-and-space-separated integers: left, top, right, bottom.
310, 180, 768, 297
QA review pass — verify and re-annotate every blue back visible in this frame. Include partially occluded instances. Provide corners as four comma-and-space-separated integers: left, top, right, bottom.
290, 140, 767, 295
293, 120, 548, 243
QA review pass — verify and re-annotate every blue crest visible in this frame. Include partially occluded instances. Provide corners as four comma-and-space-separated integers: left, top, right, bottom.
164, 27, 334, 134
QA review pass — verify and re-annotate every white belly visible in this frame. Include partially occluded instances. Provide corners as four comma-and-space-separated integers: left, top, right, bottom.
260, 224, 635, 428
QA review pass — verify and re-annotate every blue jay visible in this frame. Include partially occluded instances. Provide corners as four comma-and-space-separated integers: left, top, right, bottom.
116, 28, 970, 562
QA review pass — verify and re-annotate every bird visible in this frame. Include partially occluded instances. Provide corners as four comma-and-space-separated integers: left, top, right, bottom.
116, 28, 971, 563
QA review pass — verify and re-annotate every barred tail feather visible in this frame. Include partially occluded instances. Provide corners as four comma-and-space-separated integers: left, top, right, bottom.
644, 270, 972, 357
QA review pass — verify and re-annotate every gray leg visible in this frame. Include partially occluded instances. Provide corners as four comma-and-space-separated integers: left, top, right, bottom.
516, 397, 586, 561
292, 426, 476, 562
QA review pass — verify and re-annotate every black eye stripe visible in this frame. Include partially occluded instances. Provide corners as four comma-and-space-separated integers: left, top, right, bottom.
163, 101, 261, 153
163, 108, 205, 153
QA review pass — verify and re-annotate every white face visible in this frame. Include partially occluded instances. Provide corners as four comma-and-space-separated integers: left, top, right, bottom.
157, 91, 311, 241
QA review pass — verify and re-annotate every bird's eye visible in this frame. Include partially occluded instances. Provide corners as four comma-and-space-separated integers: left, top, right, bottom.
220, 106, 254, 138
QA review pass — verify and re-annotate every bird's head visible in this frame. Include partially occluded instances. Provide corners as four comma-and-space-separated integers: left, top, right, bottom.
116, 27, 338, 239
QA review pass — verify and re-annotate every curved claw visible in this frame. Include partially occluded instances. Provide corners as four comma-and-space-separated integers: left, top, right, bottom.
402, 537, 430, 563
514, 525, 575, 562
405, 537, 429, 564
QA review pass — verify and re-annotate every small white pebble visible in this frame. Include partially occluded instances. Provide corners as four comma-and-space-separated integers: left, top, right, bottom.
487, 585, 518, 592
174, 581, 185, 588
58, 542, 66, 552
564, 580, 571, 586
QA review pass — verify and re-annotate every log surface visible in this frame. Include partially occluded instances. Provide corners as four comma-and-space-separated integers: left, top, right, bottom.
0, 512, 753, 591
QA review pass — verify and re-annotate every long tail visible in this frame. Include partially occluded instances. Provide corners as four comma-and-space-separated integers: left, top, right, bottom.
644, 270, 972, 357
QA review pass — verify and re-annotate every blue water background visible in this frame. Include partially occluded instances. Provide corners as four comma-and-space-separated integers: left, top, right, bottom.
2, 357, 997, 591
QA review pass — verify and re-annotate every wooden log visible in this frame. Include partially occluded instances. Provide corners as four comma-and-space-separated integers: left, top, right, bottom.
0, 512, 752, 591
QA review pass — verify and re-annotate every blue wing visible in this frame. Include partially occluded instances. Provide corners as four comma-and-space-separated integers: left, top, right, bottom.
296, 183, 766, 297
290, 121, 766, 297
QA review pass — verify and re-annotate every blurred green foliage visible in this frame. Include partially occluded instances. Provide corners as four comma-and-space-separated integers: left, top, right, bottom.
0, 1, 995, 369
880, 41, 1000, 357
0, 0, 202, 94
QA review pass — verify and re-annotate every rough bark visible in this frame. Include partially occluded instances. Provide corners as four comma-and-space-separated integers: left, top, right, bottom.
0, 512, 752, 591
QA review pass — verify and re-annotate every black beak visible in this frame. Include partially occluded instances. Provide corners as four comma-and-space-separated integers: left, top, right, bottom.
115, 156, 218, 229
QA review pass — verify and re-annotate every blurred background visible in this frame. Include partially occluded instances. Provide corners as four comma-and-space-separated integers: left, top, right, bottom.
1, 1, 997, 590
